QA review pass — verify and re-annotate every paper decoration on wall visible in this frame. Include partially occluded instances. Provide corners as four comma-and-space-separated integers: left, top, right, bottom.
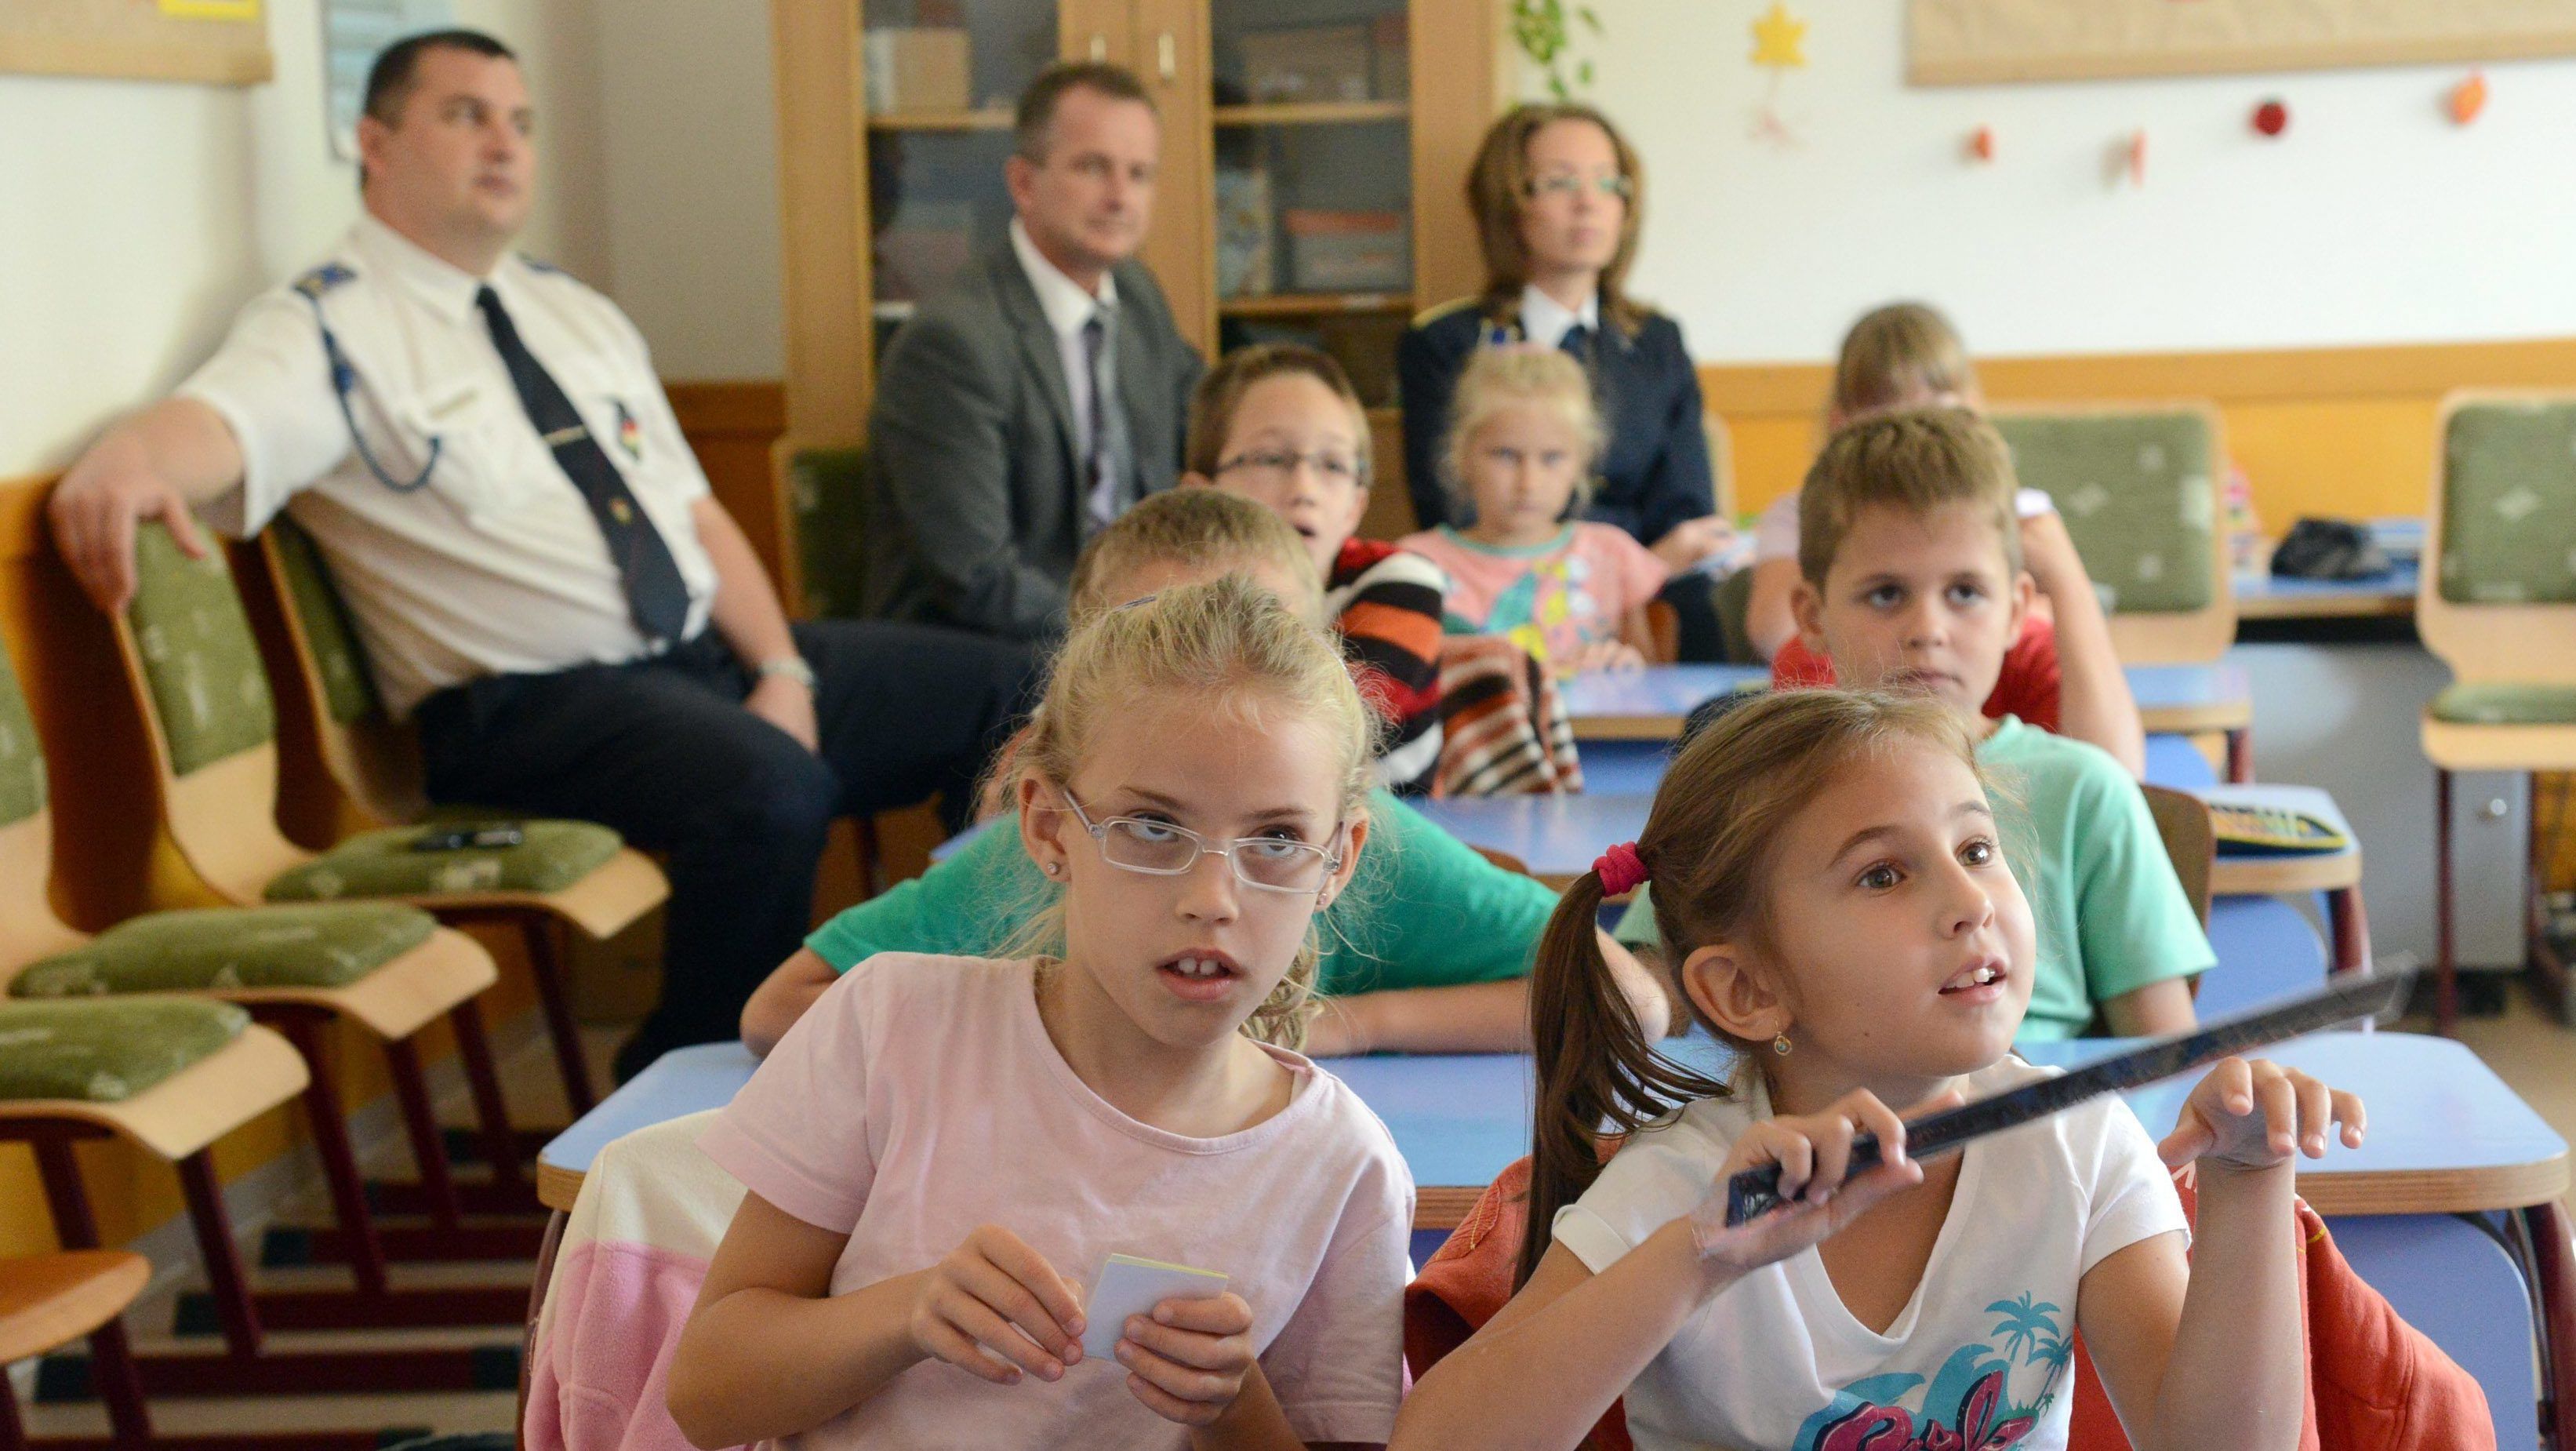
2251, 98, 2289, 136
1748, 2, 1808, 147
2112, 128, 2148, 187
2450, 71, 2490, 124
1967, 125, 1996, 162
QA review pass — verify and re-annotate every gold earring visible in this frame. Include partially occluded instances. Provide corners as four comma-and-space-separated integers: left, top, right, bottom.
1772, 1032, 1792, 1056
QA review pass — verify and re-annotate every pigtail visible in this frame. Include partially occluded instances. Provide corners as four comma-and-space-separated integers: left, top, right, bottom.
1519, 867, 1729, 1289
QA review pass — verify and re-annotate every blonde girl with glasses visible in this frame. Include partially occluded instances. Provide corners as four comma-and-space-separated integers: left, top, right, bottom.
670, 576, 1413, 1451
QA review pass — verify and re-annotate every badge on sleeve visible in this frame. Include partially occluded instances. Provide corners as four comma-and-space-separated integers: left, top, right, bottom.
613, 400, 644, 464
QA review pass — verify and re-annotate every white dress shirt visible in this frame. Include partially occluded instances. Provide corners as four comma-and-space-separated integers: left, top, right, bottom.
180, 214, 720, 717
1008, 218, 1121, 523
1517, 282, 1600, 351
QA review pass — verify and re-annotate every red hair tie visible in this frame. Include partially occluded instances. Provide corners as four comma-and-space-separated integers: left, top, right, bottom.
1593, 842, 1648, 896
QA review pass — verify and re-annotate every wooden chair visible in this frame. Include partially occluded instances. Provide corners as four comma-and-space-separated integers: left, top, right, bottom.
767, 442, 881, 891
2141, 784, 2215, 928
1990, 404, 2237, 665
2418, 392, 2576, 1033
0, 1001, 505, 1418
0, 623, 534, 1342
1, 1249, 150, 1451
118, 522, 667, 1116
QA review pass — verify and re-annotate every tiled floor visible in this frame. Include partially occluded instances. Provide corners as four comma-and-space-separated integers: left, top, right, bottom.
17, 990, 2576, 1444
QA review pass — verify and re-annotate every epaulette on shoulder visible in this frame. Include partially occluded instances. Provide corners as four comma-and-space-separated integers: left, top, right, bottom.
1410, 295, 1481, 329
292, 263, 357, 300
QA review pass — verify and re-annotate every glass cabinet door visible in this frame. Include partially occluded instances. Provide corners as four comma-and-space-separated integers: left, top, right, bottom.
861, 0, 1063, 353
1207, 0, 1414, 407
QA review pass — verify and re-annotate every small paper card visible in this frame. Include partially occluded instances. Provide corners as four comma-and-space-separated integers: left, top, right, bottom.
1080, 1253, 1230, 1362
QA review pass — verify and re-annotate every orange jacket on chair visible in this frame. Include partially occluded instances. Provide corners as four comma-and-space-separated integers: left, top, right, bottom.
1405, 1157, 2491, 1451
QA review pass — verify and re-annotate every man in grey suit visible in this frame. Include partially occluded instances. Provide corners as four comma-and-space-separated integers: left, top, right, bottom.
863, 62, 1205, 641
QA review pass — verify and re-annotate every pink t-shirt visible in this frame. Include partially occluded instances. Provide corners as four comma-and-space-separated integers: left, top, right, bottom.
1400, 522, 1671, 675
696, 953, 1415, 1451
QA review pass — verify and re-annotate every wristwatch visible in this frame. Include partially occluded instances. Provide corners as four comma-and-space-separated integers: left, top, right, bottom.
754, 655, 816, 692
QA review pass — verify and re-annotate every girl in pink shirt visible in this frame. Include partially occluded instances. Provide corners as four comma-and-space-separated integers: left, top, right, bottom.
1401, 347, 1669, 677
669, 576, 1413, 1451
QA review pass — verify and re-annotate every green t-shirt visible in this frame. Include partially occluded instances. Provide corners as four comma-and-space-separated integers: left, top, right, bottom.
805, 788, 1559, 997
1612, 717, 2213, 1039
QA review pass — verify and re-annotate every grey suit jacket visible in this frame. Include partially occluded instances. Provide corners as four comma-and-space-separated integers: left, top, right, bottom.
860, 245, 1204, 640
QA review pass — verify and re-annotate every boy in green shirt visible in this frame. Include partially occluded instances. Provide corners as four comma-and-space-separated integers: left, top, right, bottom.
1620, 409, 2208, 1038
745, 489, 1667, 1056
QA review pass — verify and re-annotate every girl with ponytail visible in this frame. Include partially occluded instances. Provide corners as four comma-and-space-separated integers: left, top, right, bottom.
1395, 688, 2365, 1451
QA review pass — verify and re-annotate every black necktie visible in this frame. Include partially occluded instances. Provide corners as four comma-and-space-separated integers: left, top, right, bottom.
477, 285, 692, 645
1559, 321, 1593, 362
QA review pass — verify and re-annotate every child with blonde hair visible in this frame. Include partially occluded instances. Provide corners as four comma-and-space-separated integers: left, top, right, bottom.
736, 489, 1669, 1061
1394, 687, 2364, 1451
670, 576, 1413, 1449
1747, 304, 2144, 776
1401, 347, 1668, 676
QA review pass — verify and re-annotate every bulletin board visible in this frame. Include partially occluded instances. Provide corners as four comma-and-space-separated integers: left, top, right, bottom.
1909, 0, 2576, 85
0, 0, 272, 86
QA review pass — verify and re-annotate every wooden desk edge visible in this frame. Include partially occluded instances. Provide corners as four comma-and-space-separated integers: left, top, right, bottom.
539, 1162, 586, 1213
1571, 715, 1681, 741
2233, 593, 2416, 622
2209, 849, 2364, 896
2138, 703, 2255, 734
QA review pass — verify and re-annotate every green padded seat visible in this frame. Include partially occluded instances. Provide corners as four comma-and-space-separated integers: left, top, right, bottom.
2440, 401, 2576, 605
785, 447, 868, 618
126, 522, 277, 776
0, 634, 45, 829
2429, 683, 2576, 726
0, 998, 249, 1103
10, 904, 436, 998
264, 820, 623, 902
1992, 413, 2217, 614
269, 518, 381, 726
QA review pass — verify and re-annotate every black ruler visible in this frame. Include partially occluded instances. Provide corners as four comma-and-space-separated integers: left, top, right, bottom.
1723, 967, 2413, 1226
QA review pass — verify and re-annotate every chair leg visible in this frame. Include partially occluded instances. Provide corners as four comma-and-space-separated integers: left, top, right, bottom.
262, 1013, 389, 1296
381, 1035, 463, 1232
2523, 1200, 2576, 1451
449, 999, 531, 1193
2327, 886, 2371, 976
519, 915, 596, 1116
2225, 726, 2253, 784
2437, 767, 2458, 1035
12, 1129, 520, 1404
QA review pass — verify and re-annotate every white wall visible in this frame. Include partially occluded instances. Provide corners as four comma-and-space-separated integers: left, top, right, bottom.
1545, 2, 2576, 363
0, 0, 616, 477
594, 2, 785, 382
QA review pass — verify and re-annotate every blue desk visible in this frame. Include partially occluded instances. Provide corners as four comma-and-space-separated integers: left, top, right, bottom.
1564, 663, 2253, 783
1412, 794, 1650, 887
537, 1035, 2568, 1446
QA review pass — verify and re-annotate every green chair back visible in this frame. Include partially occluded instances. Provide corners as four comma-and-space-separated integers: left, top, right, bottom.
126, 522, 276, 777
0, 637, 45, 830
783, 446, 869, 618
269, 518, 381, 726
1992, 409, 2218, 614
2439, 399, 2576, 605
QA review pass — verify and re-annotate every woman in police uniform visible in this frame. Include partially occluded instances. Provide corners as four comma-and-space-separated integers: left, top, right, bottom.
1397, 103, 1735, 657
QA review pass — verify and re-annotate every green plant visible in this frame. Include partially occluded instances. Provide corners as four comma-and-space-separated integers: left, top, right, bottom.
1511, 0, 1602, 100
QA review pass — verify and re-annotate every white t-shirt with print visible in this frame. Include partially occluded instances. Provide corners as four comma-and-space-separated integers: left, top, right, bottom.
1550, 1059, 2186, 1451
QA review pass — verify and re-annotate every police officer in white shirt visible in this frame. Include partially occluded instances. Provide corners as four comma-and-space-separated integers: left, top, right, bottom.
49, 31, 1035, 1081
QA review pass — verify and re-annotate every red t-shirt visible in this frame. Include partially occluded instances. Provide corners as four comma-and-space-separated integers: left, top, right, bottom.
1770, 613, 2062, 732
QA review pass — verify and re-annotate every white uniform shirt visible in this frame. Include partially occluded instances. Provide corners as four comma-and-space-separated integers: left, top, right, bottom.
1008, 217, 1121, 523
180, 214, 719, 717
1517, 282, 1598, 351
1552, 1060, 2186, 1451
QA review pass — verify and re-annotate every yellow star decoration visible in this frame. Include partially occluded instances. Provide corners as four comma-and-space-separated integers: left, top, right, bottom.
1750, 1, 1808, 69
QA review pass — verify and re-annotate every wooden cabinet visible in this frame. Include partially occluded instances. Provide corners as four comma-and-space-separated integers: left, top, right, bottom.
772, 0, 1504, 442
